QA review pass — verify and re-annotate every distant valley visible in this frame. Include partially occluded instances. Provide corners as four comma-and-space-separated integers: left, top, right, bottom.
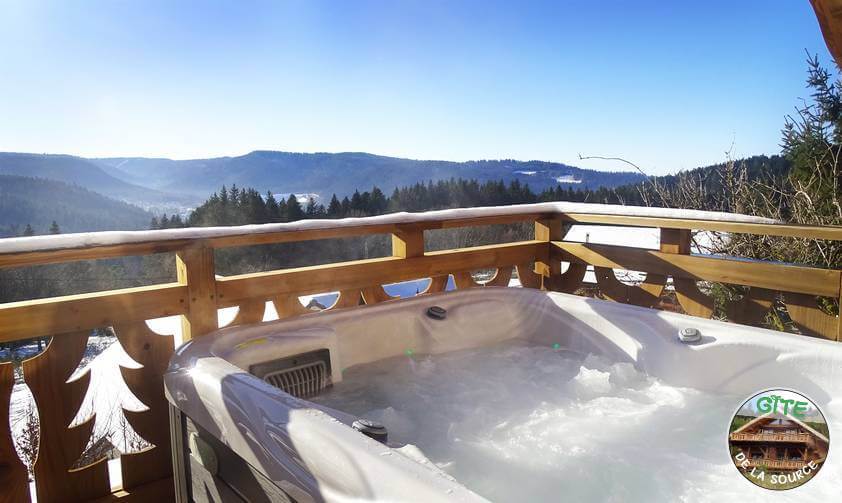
0, 149, 786, 238
0, 151, 647, 220
91, 151, 644, 201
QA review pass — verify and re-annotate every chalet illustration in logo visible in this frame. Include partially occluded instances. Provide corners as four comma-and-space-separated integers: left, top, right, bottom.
729, 390, 829, 490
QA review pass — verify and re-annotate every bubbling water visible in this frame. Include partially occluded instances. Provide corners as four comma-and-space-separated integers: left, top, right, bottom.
311, 339, 837, 502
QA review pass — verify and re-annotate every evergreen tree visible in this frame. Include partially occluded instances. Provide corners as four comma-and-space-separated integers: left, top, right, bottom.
305, 197, 319, 217
265, 191, 280, 222
349, 190, 363, 216
782, 54, 842, 215
327, 194, 342, 217
278, 196, 289, 222
286, 194, 303, 221
22, 224, 34, 236
49, 221, 60, 234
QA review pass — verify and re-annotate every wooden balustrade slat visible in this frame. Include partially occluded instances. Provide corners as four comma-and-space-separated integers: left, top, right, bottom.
23, 331, 111, 502
92, 476, 174, 502
360, 285, 396, 304
783, 292, 838, 341
0, 283, 188, 343
0, 362, 29, 502
544, 263, 586, 293
273, 295, 311, 319
226, 299, 267, 327
216, 241, 544, 306
594, 267, 666, 308
452, 271, 480, 289
423, 275, 450, 293
484, 266, 514, 287
113, 322, 176, 492
552, 241, 841, 298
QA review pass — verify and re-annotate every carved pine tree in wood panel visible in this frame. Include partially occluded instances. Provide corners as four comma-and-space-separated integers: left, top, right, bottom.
22, 331, 110, 503
113, 322, 175, 492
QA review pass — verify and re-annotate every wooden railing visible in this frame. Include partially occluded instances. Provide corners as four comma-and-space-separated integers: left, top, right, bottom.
741, 458, 810, 471
730, 432, 815, 445
0, 205, 841, 501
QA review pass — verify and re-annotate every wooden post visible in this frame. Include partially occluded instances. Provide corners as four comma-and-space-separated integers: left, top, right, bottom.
660, 227, 713, 318
392, 224, 440, 292
534, 216, 563, 277
176, 245, 218, 340
391, 226, 424, 258
659, 228, 691, 254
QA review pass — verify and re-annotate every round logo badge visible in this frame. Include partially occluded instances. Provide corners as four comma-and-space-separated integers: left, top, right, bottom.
728, 389, 829, 490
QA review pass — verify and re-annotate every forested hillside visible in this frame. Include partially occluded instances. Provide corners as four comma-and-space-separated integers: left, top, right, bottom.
0, 175, 152, 237
92, 151, 645, 198
0, 153, 793, 303
0, 152, 197, 211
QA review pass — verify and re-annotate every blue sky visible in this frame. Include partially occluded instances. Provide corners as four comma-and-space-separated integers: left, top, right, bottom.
0, 1, 834, 175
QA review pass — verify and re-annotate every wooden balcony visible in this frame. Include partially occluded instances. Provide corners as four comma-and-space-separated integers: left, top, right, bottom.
730, 432, 815, 445
742, 458, 811, 471
0, 204, 840, 501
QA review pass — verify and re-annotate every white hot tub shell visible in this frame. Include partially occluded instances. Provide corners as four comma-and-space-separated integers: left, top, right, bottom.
164, 287, 841, 502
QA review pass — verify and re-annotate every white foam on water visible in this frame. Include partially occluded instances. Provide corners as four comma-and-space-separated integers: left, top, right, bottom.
311, 339, 839, 502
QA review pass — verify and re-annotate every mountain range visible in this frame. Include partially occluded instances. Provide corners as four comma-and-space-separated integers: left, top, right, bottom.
87, 151, 645, 200
0, 150, 646, 214
0, 150, 787, 237
0, 150, 648, 236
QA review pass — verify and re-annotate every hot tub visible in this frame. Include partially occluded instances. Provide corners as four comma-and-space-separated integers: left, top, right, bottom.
164, 287, 841, 502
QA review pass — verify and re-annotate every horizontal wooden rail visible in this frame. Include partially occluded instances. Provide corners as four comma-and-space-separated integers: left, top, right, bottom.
552, 241, 841, 297
560, 213, 842, 241
0, 212, 548, 269
3, 206, 842, 270
217, 240, 544, 306
0, 283, 188, 342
